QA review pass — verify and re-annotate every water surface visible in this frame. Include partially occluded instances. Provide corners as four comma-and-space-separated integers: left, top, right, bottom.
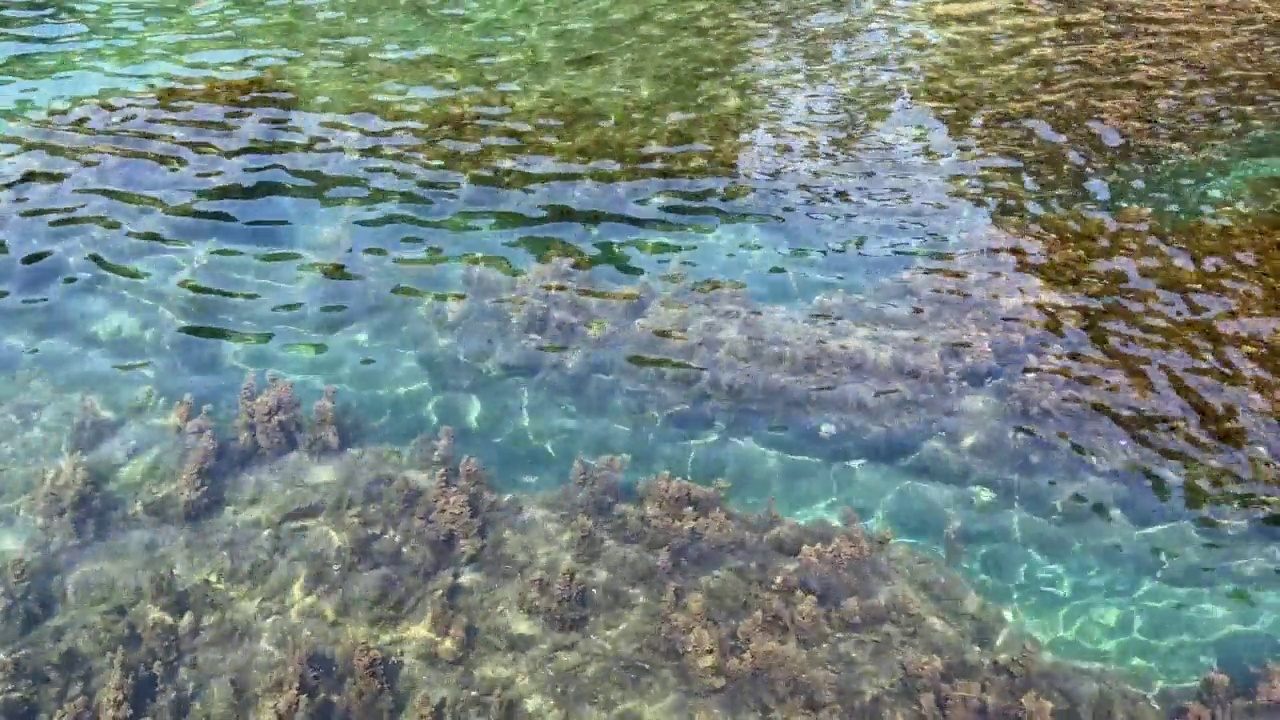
2, 0, 1278, 698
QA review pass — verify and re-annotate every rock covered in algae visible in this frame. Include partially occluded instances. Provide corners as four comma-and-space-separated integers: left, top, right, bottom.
29, 452, 104, 542
231, 373, 345, 463
419, 259, 1146, 518
0, 374, 1213, 718
236, 371, 305, 458
1171, 664, 1280, 719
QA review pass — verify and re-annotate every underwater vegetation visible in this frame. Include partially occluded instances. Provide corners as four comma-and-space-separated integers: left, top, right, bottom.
417, 254, 1278, 528
6, 69, 1275, 526
2, 0, 781, 193
1, 0, 1277, 707
898, 0, 1280, 505
1, 372, 1277, 718
909, 0, 1280, 195
990, 208, 1280, 511
140, 71, 749, 188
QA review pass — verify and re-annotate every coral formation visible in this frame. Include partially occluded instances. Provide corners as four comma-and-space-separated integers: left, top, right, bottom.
0, 375, 1260, 717
177, 407, 220, 522
1171, 664, 1280, 718
237, 371, 305, 458
68, 397, 120, 456
306, 386, 341, 456
30, 452, 104, 542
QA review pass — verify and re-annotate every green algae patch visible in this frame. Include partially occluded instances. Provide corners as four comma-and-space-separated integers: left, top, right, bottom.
506, 235, 592, 268
282, 342, 329, 357
461, 253, 523, 277
176, 279, 261, 300
690, 278, 748, 293
299, 262, 363, 281
86, 253, 150, 280
19, 250, 54, 265
574, 287, 644, 302
127, 230, 191, 248
390, 285, 467, 302
176, 325, 274, 344
255, 251, 306, 263
626, 354, 706, 371
0, 0, 783, 185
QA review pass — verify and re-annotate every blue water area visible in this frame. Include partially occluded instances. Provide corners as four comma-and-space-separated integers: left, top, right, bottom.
1, 0, 1278, 701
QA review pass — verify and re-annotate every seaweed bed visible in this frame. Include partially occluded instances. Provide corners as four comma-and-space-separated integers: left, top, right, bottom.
0, 373, 1275, 718
421, 253, 1278, 529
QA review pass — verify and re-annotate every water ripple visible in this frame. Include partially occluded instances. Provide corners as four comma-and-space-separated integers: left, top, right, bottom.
1, 0, 1278, 692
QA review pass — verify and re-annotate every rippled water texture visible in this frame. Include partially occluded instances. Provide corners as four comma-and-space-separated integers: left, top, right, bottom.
2, 0, 1278, 697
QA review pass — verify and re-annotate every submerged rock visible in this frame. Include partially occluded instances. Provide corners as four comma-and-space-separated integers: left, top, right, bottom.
0, 376, 1264, 717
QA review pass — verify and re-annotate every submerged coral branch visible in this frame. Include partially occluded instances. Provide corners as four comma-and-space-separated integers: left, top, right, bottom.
31, 452, 103, 542
305, 386, 341, 456
178, 417, 219, 522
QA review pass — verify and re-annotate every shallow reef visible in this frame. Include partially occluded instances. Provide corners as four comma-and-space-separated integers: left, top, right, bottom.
4, 372, 1275, 718
993, 209, 1280, 512
910, 0, 1280, 187
17, 29, 752, 192
418, 252, 1277, 528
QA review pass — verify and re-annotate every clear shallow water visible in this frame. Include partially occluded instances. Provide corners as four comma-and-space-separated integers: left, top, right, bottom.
1, 0, 1278, 700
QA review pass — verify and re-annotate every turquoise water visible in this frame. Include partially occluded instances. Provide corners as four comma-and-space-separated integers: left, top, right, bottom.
2, 0, 1278, 706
